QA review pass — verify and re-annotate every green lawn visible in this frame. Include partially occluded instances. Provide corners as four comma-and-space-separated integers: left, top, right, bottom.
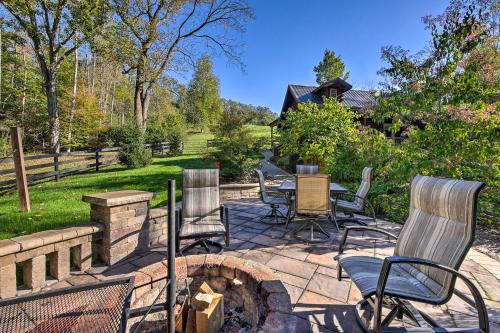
245, 124, 272, 138
0, 155, 213, 239
0, 126, 270, 240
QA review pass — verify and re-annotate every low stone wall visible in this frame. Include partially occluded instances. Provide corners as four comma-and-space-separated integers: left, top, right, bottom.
220, 183, 260, 200
0, 224, 103, 298
149, 207, 168, 246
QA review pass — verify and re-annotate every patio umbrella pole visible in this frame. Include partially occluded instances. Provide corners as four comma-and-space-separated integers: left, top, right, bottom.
167, 179, 176, 333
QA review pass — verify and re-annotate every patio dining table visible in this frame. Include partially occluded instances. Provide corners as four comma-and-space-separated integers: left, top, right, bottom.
277, 181, 349, 194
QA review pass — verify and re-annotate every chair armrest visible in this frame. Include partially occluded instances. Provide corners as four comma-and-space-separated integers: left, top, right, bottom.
374, 256, 489, 332
338, 226, 398, 255
332, 192, 374, 210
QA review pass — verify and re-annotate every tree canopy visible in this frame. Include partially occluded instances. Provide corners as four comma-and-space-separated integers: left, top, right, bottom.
313, 49, 350, 85
184, 55, 223, 131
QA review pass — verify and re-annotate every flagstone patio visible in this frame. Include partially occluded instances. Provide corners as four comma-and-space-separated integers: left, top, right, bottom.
44, 198, 500, 332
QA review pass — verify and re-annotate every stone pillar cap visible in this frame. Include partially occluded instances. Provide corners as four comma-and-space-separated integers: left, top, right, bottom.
82, 190, 156, 207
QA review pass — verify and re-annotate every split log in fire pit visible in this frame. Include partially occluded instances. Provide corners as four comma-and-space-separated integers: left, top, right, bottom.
176, 282, 224, 333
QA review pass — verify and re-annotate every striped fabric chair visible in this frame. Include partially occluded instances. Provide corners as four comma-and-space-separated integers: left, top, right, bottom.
296, 164, 319, 175
337, 175, 488, 332
176, 169, 229, 254
332, 167, 376, 227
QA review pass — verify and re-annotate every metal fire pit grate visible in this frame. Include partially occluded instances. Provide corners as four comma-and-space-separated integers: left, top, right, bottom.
0, 277, 134, 333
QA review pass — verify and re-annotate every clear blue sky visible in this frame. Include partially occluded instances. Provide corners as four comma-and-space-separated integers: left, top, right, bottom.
186, 0, 450, 114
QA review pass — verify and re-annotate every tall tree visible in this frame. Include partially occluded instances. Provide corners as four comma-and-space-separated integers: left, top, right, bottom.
313, 49, 350, 85
112, 0, 254, 130
1, 1, 108, 153
185, 55, 222, 131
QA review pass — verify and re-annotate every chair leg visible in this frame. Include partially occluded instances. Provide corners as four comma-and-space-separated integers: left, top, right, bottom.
260, 204, 287, 225
294, 220, 330, 243
178, 239, 224, 255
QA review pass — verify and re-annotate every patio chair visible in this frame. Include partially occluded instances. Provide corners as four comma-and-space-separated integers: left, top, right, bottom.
176, 169, 229, 254
332, 167, 376, 227
336, 175, 488, 332
296, 164, 319, 174
255, 169, 289, 225
293, 174, 335, 243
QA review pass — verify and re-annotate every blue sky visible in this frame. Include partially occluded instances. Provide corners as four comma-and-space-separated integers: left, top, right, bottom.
185, 0, 450, 113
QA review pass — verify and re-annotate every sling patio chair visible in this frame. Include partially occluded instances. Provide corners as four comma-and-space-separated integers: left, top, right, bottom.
176, 169, 229, 255
296, 164, 319, 174
255, 169, 290, 225
332, 167, 377, 227
293, 174, 335, 243
336, 175, 488, 333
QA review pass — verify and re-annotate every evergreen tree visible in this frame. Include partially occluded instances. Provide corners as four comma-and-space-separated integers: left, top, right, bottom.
185, 56, 223, 132
313, 49, 350, 84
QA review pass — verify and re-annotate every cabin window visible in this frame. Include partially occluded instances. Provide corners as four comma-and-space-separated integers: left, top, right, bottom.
328, 88, 337, 99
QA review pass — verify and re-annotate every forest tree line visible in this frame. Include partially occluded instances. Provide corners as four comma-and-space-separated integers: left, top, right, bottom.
0, 0, 273, 155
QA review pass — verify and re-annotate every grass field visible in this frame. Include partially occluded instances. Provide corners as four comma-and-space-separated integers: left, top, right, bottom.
0, 125, 270, 239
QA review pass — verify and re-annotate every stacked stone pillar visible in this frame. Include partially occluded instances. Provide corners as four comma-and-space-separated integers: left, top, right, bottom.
83, 190, 155, 265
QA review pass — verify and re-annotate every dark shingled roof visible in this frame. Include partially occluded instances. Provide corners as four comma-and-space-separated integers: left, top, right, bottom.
342, 90, 377, 109
289, 85, 322, 104
288, 85, 376, 109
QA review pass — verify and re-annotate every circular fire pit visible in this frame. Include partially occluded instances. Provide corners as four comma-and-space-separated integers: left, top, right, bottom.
131, 254, 295, 333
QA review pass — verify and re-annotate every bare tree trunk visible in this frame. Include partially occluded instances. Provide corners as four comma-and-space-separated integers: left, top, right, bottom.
44, 71, 60, 154
85, 53, 90, 89
134, 78, 144, 128
0, 30, 2, 108
91, 54, 96, 94
67, 42, 78, 152
110, 79, 116, 124
21, 50, 27, 120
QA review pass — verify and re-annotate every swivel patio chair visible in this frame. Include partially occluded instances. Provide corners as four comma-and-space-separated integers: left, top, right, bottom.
176, 169, 229, 255
332, 167, 376, 227
255, 169, 289, 225
293, 174, 335, 243
296, 164, 319, 174
336, 175, 488, 332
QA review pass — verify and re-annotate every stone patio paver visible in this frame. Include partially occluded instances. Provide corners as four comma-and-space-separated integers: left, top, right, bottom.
241, 249, 274, 265
274, 271, 310, 289
266, 254, 318, 280
306, 272, 350, 302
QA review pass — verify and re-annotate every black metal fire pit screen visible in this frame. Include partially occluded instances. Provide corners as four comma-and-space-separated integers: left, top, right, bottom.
0, 277, 134, 333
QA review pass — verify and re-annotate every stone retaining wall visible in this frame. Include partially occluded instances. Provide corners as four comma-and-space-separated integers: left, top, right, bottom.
149, 208, 168, 246
0, 224, 103, 298
220, 183, 260, 200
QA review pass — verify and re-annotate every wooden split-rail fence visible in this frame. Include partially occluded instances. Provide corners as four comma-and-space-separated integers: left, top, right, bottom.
0, 127, 177, 211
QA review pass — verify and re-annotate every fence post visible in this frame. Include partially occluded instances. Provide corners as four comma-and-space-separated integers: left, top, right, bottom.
54, 154, 59, 181
10, 127, 30, 212
95, 150, 100, 172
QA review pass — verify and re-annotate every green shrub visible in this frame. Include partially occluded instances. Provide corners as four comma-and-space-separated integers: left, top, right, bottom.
210, 112, 262, 181
277, 98, 358, 166
145, 113, 185, 155
104, 123, 152, 168
118, 141, 152, 168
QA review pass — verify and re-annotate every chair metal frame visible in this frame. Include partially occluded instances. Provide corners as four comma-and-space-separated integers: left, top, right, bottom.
255, 169, 289, 225
176, 205, 229, 255
336, 176, 489, 332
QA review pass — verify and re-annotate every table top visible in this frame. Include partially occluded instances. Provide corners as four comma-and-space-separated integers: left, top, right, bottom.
277, 181, 349, 193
